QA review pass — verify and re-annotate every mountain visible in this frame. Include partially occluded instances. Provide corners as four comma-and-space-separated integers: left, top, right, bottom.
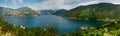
60, 3, 120, 20
39, 9, 67, 15
53, 9, 67, 15
0, 7, 40, 17
39, 10, 55, 15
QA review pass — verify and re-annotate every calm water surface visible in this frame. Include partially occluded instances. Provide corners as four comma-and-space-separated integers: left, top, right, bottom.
3, 15, 104, 34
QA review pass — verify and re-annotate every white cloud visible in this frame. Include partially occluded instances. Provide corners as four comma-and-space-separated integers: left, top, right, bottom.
103, 0, 120, 4
18, 0, 23, 4
28, 0, 76, 10
12, 0, 23, 4
28, 0, 120, 10
59, 0, 99, 10
0, 3, 8, 7
28, 0, 65, 10
12, 0, 17, 3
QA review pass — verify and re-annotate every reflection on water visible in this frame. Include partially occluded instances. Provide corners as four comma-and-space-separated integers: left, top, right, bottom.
4, 15, 104, 33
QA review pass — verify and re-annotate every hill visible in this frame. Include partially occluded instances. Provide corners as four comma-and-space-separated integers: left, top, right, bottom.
0, 7, 40, 17
60, 3, 120, 20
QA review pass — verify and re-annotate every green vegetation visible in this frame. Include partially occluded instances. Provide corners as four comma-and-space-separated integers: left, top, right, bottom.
0, 17, 58, 36
58, 3, 120, 36
60, 3, 120, 20
1, 3, 120, 36
60, 21, 120, 36
1, 16, 120, 36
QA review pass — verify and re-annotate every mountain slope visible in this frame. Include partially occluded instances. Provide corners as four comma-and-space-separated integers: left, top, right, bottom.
0, 7, 40, 17
60, 3, 120, 20
39, 9, 67, 15
53, 9, 67, 15
39, 10, 55, 15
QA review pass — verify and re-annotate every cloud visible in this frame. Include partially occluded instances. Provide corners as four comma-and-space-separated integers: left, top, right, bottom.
102, 0, 120, 4
18, 0, 23, 4
28, 0, 120, 10
12, 0, 17, 3
12, 0, 23, 4
28, 0, 65, 10
28, 0, 98, 10
0, 3, 8, 7
59, 0, 99, 10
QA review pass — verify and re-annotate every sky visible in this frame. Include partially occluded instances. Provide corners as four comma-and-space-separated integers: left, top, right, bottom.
0, 0, 120, 10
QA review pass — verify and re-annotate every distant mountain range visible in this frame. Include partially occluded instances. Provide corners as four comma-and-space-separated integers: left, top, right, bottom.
1, 2, 119, 19
53, 9, 67, 15
0, 7, 40, 17
60, 3, 120, 20
39, 9, 67, 15
39, 10, 55, 15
